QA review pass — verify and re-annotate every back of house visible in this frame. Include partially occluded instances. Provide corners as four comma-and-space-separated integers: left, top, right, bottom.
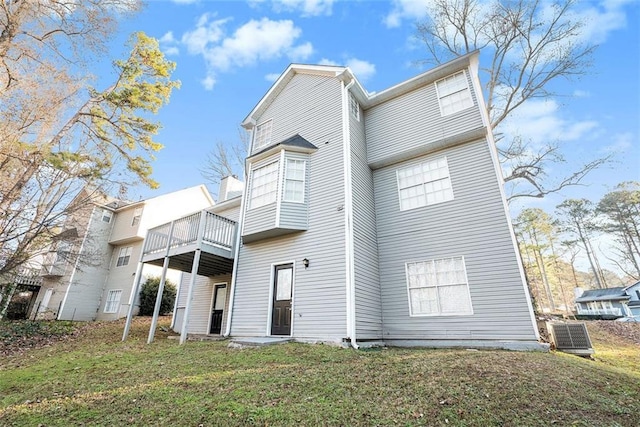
221, 51, 541, 349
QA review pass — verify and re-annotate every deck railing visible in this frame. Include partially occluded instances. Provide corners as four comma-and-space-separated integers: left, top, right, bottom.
143, 211, 237, 257
575, 306, 622, 317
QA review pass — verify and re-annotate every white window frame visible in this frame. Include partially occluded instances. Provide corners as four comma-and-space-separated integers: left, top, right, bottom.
283, 158, 306, 203
396, 156, 454, 211
435, 70, 474, 116
349, 92, 360, 121
116, 246, 132, 267
101, 209, 113, 223
405, 256, 473, 317
104, 289, 123, 313
253, 119, 273, 151
249, 161, 279, 210
131, 207, 142, 226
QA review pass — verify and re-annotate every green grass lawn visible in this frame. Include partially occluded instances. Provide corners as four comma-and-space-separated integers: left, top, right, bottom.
1, 318, 638, 426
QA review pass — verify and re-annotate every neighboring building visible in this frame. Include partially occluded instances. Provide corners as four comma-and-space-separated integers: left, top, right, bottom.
575, 282, 640, 319
31, 185, 214, 321
141, 51, 543, 350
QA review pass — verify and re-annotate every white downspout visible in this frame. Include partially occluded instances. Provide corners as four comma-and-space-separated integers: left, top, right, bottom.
341, 77, 359, 349
223, 180, 247, 337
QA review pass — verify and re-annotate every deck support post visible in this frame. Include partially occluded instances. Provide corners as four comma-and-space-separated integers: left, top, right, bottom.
180, 211, 208, 344
147, 255, 171, 344
146, 221, 176, 344
122, 260, 145, 341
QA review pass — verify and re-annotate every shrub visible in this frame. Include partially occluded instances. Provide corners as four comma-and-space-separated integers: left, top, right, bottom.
139, 277, 177, 316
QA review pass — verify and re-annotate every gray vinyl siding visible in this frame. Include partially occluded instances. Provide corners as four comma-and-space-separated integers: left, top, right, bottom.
365, 68, 483, 168
374, 139, 537, 341
212, 204, 241, 223
56, 206, 113, 321
231, 73, 347, 340
350, 104, 383, 339
278, 152, 309, 230
174, 273, 231, 335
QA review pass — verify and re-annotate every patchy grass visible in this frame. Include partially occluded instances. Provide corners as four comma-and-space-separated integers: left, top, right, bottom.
1, 318, 638, 426
0, 320, 78, 357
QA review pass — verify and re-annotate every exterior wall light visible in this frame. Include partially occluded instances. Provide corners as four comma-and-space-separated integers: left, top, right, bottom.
303, 258, 310, 269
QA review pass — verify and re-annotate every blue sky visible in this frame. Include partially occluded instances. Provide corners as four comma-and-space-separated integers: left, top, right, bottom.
107, 0, 638, 214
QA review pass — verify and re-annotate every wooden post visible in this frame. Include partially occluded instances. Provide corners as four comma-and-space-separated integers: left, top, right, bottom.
180, 211, 208, 345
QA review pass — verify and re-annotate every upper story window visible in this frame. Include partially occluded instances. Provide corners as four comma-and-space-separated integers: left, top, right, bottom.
349, 92, 360, 121
283, 159, 305, 203
253, 119, 273, 151
397, 156, 453, 211
406, 256, 472, 316
131, 207, 142, 226
435, 70, 473, 116
116, 246, 132, 267
249, 161, 279, 209
101, 209, 113, 223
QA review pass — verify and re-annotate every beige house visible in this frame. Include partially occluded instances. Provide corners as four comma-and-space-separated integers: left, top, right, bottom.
33, 185, 214, 321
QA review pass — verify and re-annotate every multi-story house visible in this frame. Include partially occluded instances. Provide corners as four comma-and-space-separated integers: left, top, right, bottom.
136, 51, 543, 350
33, 185, 214, 321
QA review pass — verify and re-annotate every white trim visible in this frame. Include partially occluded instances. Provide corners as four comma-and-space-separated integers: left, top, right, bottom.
405, 256, 473, 317
59, 206, 95, 318
275, 149, 285, 227
224, 184, 247, 337
207, 282, 228, 335
341, 79, 357, 347
468, 54, 540, 340
266, 260, 296, 337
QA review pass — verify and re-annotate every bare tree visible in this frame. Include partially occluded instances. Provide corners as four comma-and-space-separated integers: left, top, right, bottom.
0, 1, 180, 317
200, 127, 250, 193
415, 0, 609, 200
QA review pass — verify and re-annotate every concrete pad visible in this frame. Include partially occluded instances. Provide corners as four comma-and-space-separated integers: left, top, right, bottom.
229, 337, 291, 347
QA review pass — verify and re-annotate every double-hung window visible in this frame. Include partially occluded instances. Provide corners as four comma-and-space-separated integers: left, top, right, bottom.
349, 92, 360, 121
101, 209, 113, 223
104, 289, 122, 313
397, 156, 453, 211
249, 161, 279, 209
283, 159, 305, 202
253, 119, 273, 151
406, 256, 473, 316
435, 70, 473, 116
131, 207, 142, 226
116, 246, 132, 267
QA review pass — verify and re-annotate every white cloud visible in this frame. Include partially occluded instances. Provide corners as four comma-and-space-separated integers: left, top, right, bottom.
251, 0, 335, 16
265, 73, 281, 82
384, 0, 432, 28
602, 132, 633, 153
318, 57, 376, 82
501, 98, 599, 146
159, 31, 180, 56
568, 0, 633, 44
573, 90, 591, 98
181, 16, 313, 90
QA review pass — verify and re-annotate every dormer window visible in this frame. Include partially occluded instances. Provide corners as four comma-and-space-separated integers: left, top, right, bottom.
253, 119, 273, 151
435, 70, 473, 116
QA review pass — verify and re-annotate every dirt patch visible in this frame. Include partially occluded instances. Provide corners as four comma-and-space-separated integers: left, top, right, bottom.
588, 320, 640, 345
0, 320, 91, 357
